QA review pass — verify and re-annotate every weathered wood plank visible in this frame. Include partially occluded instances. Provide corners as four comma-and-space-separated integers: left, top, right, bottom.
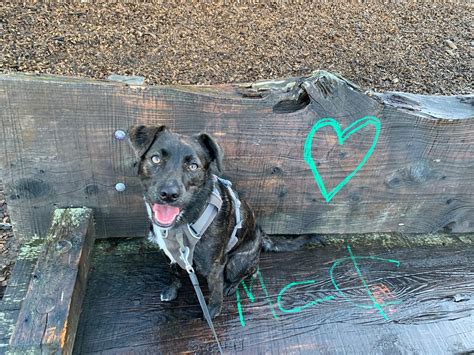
73, 236, 474, 354
0, 72, 472, 240
8, 208, 95, 355
0, 241, 42, 352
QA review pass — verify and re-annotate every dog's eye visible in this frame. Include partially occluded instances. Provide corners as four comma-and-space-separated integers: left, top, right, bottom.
151, 155, 161, 164
188, 163, 199, 171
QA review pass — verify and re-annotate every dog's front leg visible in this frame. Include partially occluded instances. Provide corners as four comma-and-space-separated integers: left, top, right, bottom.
161, 263, 183, 302
206, 262, 225, 319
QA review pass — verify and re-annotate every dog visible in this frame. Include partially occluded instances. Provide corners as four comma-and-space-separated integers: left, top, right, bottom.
128, 125, 263, 318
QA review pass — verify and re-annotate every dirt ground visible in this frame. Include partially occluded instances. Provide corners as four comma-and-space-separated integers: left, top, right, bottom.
0, 1, 472, 298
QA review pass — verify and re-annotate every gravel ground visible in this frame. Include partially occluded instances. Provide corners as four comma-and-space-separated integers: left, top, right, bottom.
0, 1, 472, 298
0, 2, 472, 94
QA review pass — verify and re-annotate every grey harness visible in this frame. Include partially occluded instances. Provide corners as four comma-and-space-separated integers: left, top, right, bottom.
146, 175, 242, 271
146, 175, 243, 354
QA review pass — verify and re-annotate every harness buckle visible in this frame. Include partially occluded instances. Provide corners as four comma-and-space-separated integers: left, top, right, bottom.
187, 224, 199, 239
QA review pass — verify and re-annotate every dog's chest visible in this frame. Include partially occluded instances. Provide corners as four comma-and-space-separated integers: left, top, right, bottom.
148, 226, 177, 263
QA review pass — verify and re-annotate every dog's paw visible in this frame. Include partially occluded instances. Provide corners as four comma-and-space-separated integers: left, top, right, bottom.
160, 286, 178, 302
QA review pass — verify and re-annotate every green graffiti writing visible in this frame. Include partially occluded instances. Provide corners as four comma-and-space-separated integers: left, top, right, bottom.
303, 116, 381, 202
277, 280, 335, 313
236, 268, 279, 327
236, 245, 401, 327
329, 249, 401, 318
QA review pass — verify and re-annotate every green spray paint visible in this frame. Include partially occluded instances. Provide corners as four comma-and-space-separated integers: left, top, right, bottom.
328, 252, 401, 311
236, 268, 279, 327
303, 116, 381, 202
236, 244, 401, 327
277, 280, 335, 313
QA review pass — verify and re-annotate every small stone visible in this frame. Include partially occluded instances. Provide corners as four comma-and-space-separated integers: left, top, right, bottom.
446, 49, 456, 57
444, 39, 457, 50
392, 78, 399, 84
107, 74, 145, 86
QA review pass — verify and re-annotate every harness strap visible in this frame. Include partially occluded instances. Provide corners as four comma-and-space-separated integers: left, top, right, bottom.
187, 187, 222, 238
217, 176, 242, 253
180, 183, 222, 267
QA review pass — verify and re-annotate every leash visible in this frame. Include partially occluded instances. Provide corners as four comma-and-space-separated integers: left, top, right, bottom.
179, 246, 224, 355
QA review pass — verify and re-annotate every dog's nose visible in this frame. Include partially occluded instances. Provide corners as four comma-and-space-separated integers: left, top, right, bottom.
159, 185, 180, 202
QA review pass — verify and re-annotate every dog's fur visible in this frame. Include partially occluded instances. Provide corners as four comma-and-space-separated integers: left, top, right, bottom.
128, 125, 263, 318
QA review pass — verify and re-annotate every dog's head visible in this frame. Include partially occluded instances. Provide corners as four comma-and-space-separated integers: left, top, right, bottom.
128, 125, 223, 228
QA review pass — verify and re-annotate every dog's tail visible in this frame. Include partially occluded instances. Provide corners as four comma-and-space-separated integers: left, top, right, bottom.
259, 226, 325, 252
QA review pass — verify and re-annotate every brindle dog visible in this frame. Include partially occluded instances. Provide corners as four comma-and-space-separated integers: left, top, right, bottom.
128, 125, 262, 318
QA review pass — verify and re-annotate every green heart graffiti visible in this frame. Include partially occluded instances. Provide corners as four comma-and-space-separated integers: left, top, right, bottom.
304, 116, 381, 202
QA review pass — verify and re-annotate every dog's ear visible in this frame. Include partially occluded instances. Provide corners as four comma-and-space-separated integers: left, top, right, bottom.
197, 133, 223, 173
128, 125, 167, 158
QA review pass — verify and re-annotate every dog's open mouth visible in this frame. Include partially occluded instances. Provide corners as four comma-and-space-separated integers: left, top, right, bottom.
152, 203, 181, 227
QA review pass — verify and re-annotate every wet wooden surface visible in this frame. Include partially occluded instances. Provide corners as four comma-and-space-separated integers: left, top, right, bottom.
9, 208, 95, 355
74, 237, 474, 354
1, 73, 473, 241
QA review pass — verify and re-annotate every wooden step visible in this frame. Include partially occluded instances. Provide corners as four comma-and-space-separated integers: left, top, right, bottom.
4, 208, 95, 355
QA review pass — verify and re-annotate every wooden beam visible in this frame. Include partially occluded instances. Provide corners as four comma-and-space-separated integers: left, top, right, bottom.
0, 258, 38, 352
0, 234, 46, 351
0, 72, 472, 240
73, 236, 474, 354
8, 208, 95, 355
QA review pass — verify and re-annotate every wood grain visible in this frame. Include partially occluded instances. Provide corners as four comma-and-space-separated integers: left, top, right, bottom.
0, 72, 473, 240
8, 208, 95, 355
0, 258, 37, 352
73, 237, 474, 354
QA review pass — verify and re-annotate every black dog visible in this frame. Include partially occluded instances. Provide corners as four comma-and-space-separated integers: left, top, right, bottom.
128, 125, 263, 318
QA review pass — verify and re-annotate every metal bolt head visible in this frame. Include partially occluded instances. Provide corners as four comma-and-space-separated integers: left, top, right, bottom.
114, 130, 127, 140
115, 182, 126, 192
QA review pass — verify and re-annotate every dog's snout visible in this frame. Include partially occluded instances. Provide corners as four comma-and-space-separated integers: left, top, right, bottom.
159, 185, 181, 202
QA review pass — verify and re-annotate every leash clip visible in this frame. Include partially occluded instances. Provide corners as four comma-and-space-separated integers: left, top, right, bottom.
179, 246, 195, 274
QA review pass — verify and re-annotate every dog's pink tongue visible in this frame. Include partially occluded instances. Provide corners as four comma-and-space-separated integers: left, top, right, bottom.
152, 204, 180, 225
